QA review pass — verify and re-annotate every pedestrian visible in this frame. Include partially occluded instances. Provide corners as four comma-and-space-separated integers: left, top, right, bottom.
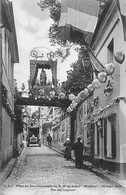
73, 137, 84, 168
47, 134, 52, 148
64, 138, 71, 160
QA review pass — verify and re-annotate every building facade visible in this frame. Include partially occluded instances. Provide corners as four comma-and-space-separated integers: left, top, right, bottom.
0, 0, 19, 170
91, 0, 126, 176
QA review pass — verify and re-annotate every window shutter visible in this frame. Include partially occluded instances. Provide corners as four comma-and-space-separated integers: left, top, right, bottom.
104, 117, 107, 157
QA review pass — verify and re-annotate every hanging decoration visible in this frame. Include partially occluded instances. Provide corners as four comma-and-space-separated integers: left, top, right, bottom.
87, 84, 94, 93
105, 63, 115, 76
97, 72, 107, 83
79, 88, 89, 99
96, 118, 103, 137
93, 96, 99, 106
92, 96, 125, 116
39, 89, 44, 96
74, 96, 80, 103
49, 91, 55, 98
92, 79, 102, 89
69, 94, 75, 101
114, 51, 125, 64
70, 100, 78, 109
67, 106, 73, 113
2, 84, 16, 121
59, 92, 66, 99
104, 80, 113, 96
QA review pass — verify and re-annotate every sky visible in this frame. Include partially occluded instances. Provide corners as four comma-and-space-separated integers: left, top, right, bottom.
12, 0, 78, 90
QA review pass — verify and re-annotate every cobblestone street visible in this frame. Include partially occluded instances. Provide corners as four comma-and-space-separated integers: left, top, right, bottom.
0, 145, 126, 195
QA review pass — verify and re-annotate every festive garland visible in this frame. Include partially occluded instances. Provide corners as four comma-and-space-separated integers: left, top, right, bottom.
2, 84, 16, 121
92, 97, 125, 116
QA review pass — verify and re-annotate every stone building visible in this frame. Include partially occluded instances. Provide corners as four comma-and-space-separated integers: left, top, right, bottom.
90, 0, 126, 177
0, 0, 19, 170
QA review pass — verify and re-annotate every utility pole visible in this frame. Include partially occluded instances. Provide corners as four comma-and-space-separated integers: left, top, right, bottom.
0, 0, 2, 170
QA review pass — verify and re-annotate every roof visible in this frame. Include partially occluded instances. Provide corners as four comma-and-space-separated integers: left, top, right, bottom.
91, 0, 114, 45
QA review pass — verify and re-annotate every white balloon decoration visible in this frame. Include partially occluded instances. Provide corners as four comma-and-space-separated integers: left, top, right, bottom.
98, 72, 107, 83
92, 79, 102, 89
74, 96, 81, 103
69, 94, 75, 101
114, 51, 125, 64
87, 84, 94, 93
50, 91, 55, 98
59, 92, 65, 99
105, 63, 115, 75
39, 89, 44, 95
72, 100, 78, 107
67, 106, 73, 113
79, 88, 89, 99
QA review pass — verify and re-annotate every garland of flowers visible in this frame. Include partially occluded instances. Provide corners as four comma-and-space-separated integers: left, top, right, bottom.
92, 97, 125, 116
2, 84, 16, 121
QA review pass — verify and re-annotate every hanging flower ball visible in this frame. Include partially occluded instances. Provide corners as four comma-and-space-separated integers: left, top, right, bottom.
74, 96, 80, 103
70, 103, 75, 109
67, 106, 73, 113
98, 72, 107, 83
59, 92, 65, 99
78, 88, 89, 100
69, 94, 75, 101
105, 63, 115, 75
39, 89, 44, 96
72, 100, 78, 107
50, 91, 55, 98
87, 84, 94, 93
114, 51, 125, 64
92, 79, 102, 89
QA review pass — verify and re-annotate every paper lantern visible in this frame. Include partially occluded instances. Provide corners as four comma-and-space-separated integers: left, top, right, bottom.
98, 72, 107, 83
50, 91, 55, 98
74, 96, 79, 103
105, 63, 115, 75
92, 79, 102, 89
39, 89, 44, 96
78, 88, 89, 100
87, 84, 94, 93
70, 103, 76, 109
59, 92, 65, 99
69, 94, 75, 101
67, 106, 73, 113
72, 101, 78, 107
114, 51, 125, 64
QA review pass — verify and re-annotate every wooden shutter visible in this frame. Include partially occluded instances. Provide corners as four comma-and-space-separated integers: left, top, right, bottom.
104, 117, 107, 157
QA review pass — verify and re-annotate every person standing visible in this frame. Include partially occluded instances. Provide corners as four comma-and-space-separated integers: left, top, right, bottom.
73, 137, 84, 168
64, 138, 71, 160
47, 134, 52, 148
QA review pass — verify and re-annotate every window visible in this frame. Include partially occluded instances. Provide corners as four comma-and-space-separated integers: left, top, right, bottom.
95, 122, 99, 155
104, 114, 116, 158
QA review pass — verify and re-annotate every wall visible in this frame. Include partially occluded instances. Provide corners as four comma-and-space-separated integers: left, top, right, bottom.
91, 1, 126, 173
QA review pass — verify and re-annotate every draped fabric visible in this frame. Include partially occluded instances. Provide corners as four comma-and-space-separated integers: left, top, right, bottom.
50, 61, 57, 87
30, 60, 38, 88
30, 60, 57, 88
58, 0, 100, 44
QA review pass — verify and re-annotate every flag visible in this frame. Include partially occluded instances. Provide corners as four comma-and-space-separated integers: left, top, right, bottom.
58, 0, 100, 44
117, 0, 126, 41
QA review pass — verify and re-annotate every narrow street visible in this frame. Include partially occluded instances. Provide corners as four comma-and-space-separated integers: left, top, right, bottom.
0, 145, 126, 195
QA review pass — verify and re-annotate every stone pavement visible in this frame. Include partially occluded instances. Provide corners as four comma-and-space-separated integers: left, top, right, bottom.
51, 145, 126, 189
0, 147, 25, 186
0, 143, 126, 191
1, 144, 126, 195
